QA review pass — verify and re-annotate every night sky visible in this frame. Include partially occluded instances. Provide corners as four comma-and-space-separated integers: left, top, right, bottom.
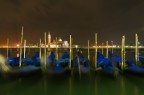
0, 0, 144, 46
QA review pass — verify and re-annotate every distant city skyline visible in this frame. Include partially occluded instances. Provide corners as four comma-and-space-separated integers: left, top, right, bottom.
0, 0, 144, 46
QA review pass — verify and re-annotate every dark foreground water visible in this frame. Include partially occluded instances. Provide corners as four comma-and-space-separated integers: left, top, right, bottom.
0, 74, 144, 95
0, 48, 144, 95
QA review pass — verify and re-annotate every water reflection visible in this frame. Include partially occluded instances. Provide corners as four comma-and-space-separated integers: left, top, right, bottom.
0, 79, 19, 95
43, 76, 48, 95
134, 86, 139, 95
94, 78, 98, 95
69, 77, 72, 95
0, 74, 144, 95
0, 48, 144, 95
120, 77, 125, 95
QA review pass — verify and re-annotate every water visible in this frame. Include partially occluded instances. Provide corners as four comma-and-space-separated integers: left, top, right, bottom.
0, 48, 144, 95
0, 75, 144, 95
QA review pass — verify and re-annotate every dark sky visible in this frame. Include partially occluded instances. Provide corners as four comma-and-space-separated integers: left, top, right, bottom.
0, 0, 144, 46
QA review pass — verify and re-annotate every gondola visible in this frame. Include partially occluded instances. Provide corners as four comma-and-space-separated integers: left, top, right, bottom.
109, 52, 144, 76
139, 54, 144, 63
95, 52, 118, 78
137, 54, 144, 67
0, 54, 42, 79
44, 52, 70, 76
6, 52, 40, 67
6, 54, 24, 67
72, 51, 91, 76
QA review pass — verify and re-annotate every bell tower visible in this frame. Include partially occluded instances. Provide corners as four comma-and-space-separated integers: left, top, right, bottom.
48, 32, 51, 44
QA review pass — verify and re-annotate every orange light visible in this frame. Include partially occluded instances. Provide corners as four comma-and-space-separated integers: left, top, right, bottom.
16, 44, 20, 48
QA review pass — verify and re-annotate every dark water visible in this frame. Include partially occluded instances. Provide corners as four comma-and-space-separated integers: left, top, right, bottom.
0, 48, 144, 95
0, 75, 144, 95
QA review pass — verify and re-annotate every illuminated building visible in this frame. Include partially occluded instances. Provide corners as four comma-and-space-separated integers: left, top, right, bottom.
62, 41, 69, 48
47, 32, 69, 48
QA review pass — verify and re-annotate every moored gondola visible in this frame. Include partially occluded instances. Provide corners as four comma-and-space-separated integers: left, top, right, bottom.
94, 52, 118, 78
72, 51, 91, 76
109, 52, 144, 76
0, 54, 42, 79
44, 52, 70, 76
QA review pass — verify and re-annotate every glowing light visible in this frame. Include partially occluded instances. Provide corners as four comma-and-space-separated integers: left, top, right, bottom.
75, 45, 78, 48
17, 53, 20, 57
16, 44, 20, 48
58, 38, 62, 42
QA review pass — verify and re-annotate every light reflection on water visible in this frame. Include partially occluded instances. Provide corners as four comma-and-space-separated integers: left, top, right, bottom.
121, 77, 125, 95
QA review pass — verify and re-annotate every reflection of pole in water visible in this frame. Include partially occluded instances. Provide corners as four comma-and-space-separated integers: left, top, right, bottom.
94, 78, 98, 95
120, 77, 125, 95
69, 77, 72, 95
43, 77, 47, 95
134, 86, 139, 95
